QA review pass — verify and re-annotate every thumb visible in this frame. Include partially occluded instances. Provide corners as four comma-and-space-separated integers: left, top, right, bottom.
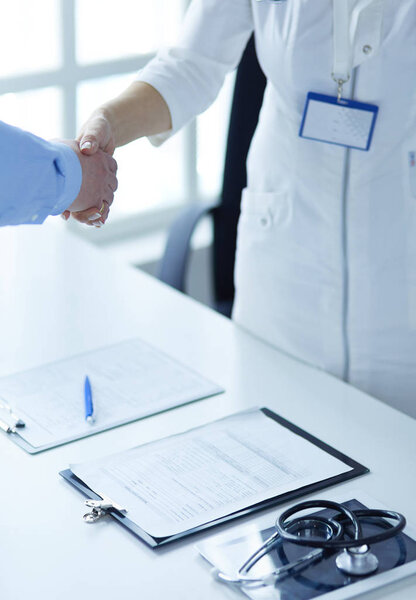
79, 134, 99, 155
78, 114, 111, 155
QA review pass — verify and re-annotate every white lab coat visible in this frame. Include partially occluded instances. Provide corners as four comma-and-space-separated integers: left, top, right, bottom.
138, 0, 416, 417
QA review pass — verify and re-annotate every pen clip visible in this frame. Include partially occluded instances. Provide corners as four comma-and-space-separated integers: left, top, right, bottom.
83, 494, 127, 523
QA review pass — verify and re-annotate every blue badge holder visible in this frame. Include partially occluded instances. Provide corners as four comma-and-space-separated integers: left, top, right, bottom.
299, 92, 379, 151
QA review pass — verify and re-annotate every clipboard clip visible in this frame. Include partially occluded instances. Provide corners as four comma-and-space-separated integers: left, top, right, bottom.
83, 495, 127, 523
0, 398, 26, 431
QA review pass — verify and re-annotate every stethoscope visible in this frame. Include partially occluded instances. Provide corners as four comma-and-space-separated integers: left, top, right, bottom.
212, 500, 406, 588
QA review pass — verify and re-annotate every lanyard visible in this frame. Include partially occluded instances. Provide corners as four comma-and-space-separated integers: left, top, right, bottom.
332, 0, 378, 100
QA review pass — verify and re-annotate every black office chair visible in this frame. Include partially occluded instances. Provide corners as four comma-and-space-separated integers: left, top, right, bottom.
158, 36, 266, 317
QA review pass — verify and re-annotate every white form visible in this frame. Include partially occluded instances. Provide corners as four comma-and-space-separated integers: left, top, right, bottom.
70, 409, 351, 538
0, 339, 222, 449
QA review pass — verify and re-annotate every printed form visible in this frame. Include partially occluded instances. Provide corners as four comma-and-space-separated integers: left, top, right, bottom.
71, 409, 351, 538
0, 339, 222, 449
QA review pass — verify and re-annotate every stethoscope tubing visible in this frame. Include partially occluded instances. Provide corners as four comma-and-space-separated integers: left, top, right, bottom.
276, 503, 406, 549
239, 516, 342, 574
212, 501, 406, 588
213, 547, 324, 586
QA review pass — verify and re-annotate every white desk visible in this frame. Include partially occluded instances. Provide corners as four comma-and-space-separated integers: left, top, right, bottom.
0, 223, 415, 600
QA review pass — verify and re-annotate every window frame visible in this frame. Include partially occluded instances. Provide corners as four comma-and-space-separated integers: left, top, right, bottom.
0, 0, 206, 243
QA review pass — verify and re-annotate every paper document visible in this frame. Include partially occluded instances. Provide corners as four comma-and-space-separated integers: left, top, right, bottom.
0, 338, 222, 449
71, 409, 351, 538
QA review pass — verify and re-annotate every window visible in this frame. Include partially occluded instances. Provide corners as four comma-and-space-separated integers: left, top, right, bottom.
0, 0, 234, 240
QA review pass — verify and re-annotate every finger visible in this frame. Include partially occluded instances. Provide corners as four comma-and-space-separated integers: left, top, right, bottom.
99, 201, 110, 223
90, 201, 110, 227
106, 155, 118, 173
61, 210, 70, 221
71, 207, 102, 225
108, 174, 118, 193
103, 188, 114, 207
96, 199, 110, 218
70, 213, 93, 225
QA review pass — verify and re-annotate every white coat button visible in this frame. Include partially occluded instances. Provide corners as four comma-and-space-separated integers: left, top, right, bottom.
259, 216, 271, 228
362, 45, 372, 55
31, 214, 39, 221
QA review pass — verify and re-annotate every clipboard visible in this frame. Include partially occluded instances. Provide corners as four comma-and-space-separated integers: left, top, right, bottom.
0, 338, 223, 454
60, 408, 369, 548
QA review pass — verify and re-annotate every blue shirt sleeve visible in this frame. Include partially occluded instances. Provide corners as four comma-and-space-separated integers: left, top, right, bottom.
0, 120, 82, 226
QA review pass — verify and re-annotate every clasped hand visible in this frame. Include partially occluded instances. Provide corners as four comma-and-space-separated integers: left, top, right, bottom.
58, 135, 117, 227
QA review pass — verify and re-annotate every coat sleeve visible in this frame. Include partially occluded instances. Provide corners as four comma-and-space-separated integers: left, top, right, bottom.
136, 0, 253, 145
0, 121, 82, 226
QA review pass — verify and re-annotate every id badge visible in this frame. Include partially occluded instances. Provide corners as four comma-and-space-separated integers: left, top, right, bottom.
299, 92, 379, 151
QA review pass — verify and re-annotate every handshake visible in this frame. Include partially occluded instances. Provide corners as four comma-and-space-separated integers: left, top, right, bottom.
53, 81, 170, 227
59, 115, 117, 227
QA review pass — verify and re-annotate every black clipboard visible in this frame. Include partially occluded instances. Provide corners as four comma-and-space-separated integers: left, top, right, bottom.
60, 407, 369, 548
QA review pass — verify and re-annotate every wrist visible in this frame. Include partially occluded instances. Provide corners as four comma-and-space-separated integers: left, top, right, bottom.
99, 102, 126, 148
49, 140, 83, 214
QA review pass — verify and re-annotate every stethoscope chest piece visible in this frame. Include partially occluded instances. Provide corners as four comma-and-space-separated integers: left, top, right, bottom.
335, 544, 379, 576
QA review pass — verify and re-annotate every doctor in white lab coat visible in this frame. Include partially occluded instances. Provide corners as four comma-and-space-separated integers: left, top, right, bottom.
77, 0, 416, 417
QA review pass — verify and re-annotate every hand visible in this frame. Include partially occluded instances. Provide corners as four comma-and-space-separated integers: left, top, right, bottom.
58, 139, 118, 226
77, 110, 116, 156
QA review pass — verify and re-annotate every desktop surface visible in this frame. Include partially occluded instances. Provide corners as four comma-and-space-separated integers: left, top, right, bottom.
0, 223, 415, 600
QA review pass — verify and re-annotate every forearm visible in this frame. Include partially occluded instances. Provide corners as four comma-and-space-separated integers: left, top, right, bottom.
97, 81, 172, 148
79, 0, 253, 154
0, 121, 82, 226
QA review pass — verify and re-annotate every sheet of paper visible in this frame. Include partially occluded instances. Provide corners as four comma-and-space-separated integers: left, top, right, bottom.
0, 339, 222, 448
71, 409, 351, 538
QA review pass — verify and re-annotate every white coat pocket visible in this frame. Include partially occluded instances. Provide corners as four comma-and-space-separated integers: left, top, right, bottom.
238, 188, 291, 232
235, 188, 291, 286
233, 188, 293, 341
234, 188, 291, 319
233, 187, 341, 376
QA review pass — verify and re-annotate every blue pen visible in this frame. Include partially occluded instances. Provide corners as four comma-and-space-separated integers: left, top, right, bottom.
84, 376, 95, 424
